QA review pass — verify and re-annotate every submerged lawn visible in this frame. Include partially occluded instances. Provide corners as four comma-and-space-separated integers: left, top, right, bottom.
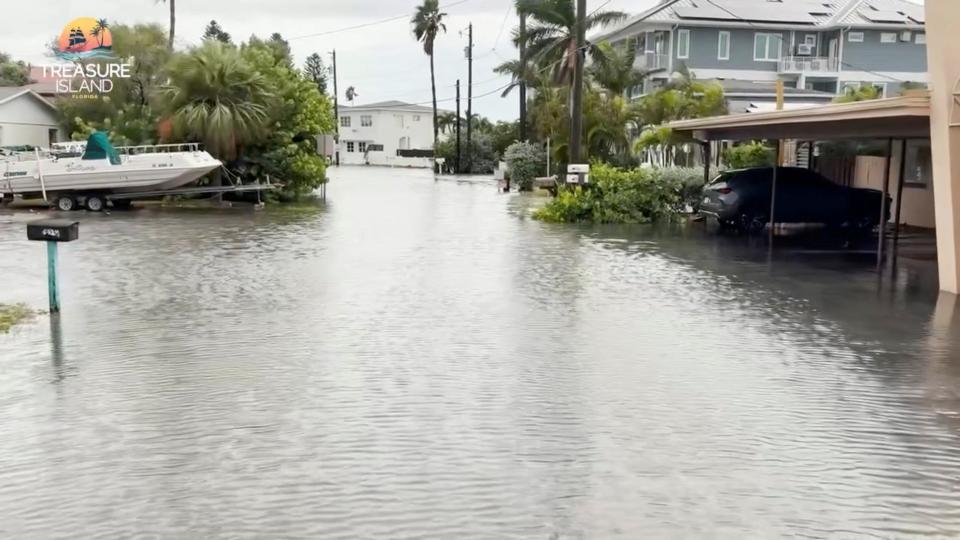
0, 304, 34, 333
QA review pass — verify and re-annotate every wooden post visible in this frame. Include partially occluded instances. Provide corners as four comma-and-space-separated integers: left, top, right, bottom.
47, 241, 60, 313
877, 138, 894, 269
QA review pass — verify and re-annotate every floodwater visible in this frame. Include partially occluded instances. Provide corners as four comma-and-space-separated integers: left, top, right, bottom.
2, 166, 960, 539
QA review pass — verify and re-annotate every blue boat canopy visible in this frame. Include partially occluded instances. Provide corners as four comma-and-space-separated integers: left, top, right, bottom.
81, 132, 121, 165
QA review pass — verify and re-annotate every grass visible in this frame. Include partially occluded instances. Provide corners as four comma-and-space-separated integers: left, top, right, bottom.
0, 303, 35, 333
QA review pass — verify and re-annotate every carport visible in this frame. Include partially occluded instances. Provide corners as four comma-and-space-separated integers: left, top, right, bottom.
669, 94, 932, 273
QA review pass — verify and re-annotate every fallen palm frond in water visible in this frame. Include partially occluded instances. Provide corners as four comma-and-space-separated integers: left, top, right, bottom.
0, 304, 34, 333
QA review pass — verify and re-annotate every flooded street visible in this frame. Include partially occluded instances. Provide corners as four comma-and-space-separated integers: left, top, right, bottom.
2, 166, 960, 538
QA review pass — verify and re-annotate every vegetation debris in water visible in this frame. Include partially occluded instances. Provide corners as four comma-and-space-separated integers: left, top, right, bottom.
0, 304, 34, 333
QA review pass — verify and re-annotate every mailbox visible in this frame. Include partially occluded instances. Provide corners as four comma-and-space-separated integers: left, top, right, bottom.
27, 219, 79, 242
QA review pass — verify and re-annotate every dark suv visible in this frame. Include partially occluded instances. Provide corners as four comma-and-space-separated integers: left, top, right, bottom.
701, 167, 890, 233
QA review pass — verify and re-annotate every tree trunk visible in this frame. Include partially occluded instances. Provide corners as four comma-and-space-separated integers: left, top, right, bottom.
430, 52, 438, 174
168, 0, 176, 50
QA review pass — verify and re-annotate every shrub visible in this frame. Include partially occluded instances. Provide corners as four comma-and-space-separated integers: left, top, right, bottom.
722, 142, 775, 169
533, 163, 684, 224
654, 167, 711, 212
435, 132, 498, 174
504, 141, 546, 191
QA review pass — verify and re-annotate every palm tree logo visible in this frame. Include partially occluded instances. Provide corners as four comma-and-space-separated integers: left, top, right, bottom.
56, 17, 115, 60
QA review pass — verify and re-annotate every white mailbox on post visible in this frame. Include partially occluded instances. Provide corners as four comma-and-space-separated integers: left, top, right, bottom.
567, 164, 590, 184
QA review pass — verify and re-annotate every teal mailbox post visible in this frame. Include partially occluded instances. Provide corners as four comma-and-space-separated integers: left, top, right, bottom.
27, 219, 79, 313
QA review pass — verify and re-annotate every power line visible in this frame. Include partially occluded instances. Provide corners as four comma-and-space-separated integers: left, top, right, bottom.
289, 0, 472, 41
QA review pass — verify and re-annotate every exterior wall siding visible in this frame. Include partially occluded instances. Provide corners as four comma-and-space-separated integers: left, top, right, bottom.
0, 95, 60, 147
675, 27, 781, 71
841, 29, 927, 73
338, 108, 437, 168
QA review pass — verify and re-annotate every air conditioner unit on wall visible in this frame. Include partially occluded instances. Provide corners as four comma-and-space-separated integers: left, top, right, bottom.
797, 44, 815, 56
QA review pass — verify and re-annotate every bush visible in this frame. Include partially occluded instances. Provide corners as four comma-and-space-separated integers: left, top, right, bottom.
504, 142, 545, 191
435, 132, 498, 174
533, 163, 684, 224
722, 142, 774, 169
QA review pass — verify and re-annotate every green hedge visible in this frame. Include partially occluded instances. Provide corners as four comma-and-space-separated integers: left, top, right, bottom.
533, 164, 702, 224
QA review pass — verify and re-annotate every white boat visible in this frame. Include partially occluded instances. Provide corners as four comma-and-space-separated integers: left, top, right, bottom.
0, 132, 222, 210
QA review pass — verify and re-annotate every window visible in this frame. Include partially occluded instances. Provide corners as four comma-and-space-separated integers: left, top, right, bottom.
358, 141, 367, 152
360, 115, 373, 127
676, 29, 690, 59
413, 115, 421, 122
346, 141, 355, 152
804, 34, 816, 46
916, 33, 927, 45
903, 140, 932, 188
848, 31, 864, 42
340, 116, 351, 127
368, 144, 384, 151
753, 33, 783, 61
880, 32, 897, 44
717, 31, 730, 60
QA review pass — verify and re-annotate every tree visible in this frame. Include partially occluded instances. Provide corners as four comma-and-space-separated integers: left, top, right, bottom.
508, 0, 626, 86
0, 52, 31, 87
834, 84, 881, 103
345, 86, 358, 104
589, 41, 645, 97
303, 53, 328, 95
156, 0, 175, 50
437, 111, 459, 134
411, 0, 447, 165
203, 20, 232, 44
91, 19, 109, 48
162, 41, 272, 162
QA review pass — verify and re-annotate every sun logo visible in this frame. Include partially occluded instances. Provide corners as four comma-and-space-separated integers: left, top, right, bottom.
56, 18, 114, 61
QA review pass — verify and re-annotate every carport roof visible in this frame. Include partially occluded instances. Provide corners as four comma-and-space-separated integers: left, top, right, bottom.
668, 93, 930, 141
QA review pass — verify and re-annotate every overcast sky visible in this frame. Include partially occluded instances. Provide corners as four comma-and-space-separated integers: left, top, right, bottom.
8, 0, 922, 121
6, 0, 664, 120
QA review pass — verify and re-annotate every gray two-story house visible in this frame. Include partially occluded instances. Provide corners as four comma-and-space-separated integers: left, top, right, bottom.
595, 0, 927, 112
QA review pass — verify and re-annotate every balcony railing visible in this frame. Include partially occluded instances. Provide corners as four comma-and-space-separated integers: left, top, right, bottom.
778, 56, 840, 73
634, 52, 669, 72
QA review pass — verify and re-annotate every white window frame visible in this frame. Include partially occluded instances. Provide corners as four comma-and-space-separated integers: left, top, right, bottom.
717, 31, 730, 61
360, 115, 373, 127
676, 29, 690, 60
804, 34, 816, 46
753, 33, 783, 62
848, 31, 864, 43
872, 82, 887, 97
880, 32, 897, 44
915, 33, 927, 45
340, 116, 351, 128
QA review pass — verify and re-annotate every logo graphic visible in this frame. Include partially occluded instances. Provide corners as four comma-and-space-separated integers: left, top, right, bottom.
56, 17, 114, 61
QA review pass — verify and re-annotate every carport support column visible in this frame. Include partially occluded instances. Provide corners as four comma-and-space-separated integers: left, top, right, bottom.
877, 138, 893, 269
926, 0, 960, 294
701, 142, 711, 189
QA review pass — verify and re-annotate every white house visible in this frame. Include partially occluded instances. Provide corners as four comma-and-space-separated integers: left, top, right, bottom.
0, 88, 61, 148
337, 100, 447, 168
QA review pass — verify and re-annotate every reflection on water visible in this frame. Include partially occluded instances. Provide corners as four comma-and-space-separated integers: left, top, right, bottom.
1, 166, 960, 538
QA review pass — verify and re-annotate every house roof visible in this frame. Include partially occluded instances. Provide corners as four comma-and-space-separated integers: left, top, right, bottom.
668, 92, 930, 141
341, 100, 451, 114
595, 0, 924, 42
714, 79, 835, 98
0, 87, 56, 110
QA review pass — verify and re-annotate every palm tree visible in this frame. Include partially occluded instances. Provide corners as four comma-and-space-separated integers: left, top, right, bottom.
411, 0, 447, 160
589, 41, 645, 97
162, 41, 272, 169
157, 0, 175, 50
91, 19, 109, 48
345, 86, 358, 104
437, 111, 458, 135
510, 0, 626, 86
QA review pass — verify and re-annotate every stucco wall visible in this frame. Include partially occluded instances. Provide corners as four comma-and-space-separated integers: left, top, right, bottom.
854, 152, 935, 229
0, 93, 60, 147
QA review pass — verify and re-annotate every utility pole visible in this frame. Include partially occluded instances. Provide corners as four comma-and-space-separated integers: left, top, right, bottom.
466, 23, 473, 174
331, 49, 340, 167
518, 10, 527, 141
456, 79, 462, 174
569, 0, 586, 165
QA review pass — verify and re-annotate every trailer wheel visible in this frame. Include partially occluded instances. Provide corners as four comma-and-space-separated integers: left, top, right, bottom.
55, 195, 77, 212
85, 195, 105, 212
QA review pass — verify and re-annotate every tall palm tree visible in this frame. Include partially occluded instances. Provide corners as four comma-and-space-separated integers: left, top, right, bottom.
509, 0, 626, 86
411, 0, 447, 158
162, 41, 272, 166
157, 0, 175, 50
588, 41, 645, 97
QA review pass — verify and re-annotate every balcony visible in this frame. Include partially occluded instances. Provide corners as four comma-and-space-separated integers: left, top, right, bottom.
634, 52, 669, 72
778, 56, 840, 74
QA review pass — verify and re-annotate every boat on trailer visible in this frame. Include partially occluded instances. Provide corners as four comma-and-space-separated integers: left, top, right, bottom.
0, 132, 223, 211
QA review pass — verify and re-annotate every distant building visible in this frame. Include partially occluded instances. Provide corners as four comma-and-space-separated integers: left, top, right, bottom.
596, 0, 927, 107
337, 101, 448, 168
0, 88, 61, 148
